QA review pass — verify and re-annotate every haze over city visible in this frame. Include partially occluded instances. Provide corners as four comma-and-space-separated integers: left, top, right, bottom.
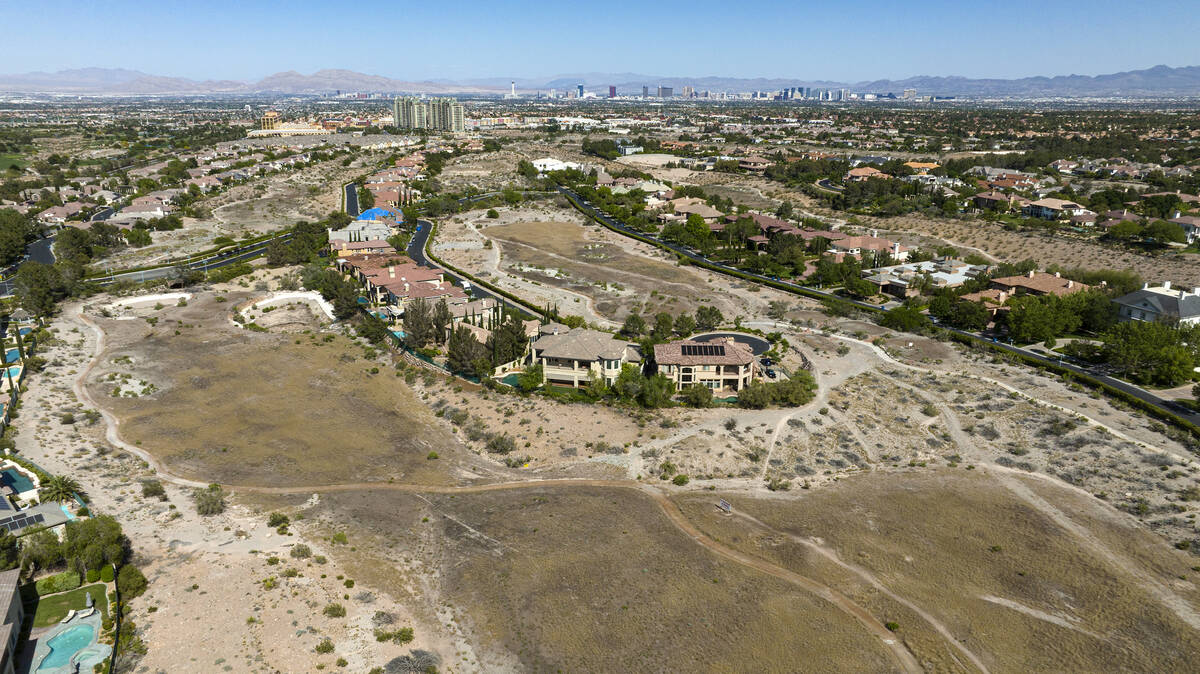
4, 0, 1200, 82
1, 2, 1199, 673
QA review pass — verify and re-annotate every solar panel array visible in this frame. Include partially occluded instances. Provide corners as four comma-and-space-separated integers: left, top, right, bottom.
0, 512, 44, 533
680, 344, 726, 357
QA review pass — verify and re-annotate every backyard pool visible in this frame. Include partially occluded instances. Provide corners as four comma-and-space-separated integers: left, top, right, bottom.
37, 623, 94, 671
3, 349, 17, 364
0, 467, 34, 493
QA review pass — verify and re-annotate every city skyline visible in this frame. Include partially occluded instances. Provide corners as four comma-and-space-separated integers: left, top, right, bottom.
3, 0, 1199, 83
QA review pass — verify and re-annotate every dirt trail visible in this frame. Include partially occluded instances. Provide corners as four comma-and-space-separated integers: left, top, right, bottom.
74, 307, 921, 672
729, 509, 990, 674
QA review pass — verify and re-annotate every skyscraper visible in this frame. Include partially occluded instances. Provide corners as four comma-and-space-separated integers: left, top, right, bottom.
642, 85, 649, 98
577, 83, 584, 98
608, 85, 616, 98
393, 97, 463, 132
656, 86, 673, 98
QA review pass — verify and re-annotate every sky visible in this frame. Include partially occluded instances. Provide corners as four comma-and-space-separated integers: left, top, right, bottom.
3, 0, 1199, 83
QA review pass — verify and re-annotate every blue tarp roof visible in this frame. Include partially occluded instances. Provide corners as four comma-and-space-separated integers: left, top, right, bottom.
357, 207, 400, 221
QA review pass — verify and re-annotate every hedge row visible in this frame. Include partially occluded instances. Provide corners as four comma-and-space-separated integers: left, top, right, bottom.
419, 221, 546, 321
562, 188, 1200, 441
35, 571, 81, 596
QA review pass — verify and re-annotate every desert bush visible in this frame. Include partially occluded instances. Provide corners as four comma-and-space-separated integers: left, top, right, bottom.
323, 603, 346, 618
290, 544, 312, 559
267, 512, 289, 528
486, 434, 516, 454
141, 480, 166, 500
192, 485, 226, 516
315, 638, 335, 654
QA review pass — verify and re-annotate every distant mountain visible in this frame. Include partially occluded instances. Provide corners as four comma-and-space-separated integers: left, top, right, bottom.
2, 65, 1200, 97
0, 68, 502, 95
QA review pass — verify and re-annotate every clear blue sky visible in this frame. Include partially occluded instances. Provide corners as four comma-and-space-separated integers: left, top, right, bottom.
5, 0, 1198, 82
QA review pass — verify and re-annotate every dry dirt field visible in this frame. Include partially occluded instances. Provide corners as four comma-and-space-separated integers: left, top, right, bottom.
435, 202, 801, 326
12, 254, 1200, 670
85, 291, 489, 488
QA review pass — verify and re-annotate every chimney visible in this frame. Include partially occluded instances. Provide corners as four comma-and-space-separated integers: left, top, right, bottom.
388, 266, 395, 278
1067, 280, 1073, 288
1193, 287, 1200, 296
1164, 281, 1172, 290
1143, 282, 1150, 289
1054, 272, 1061, 278
1027, 270, 1035, 278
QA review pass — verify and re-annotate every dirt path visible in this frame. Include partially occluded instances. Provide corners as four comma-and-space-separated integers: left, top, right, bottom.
75, 309, 922, 672
729, 509, 991, 673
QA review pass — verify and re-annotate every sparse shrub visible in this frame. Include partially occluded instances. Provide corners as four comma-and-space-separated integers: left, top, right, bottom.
192, 484, 226, 516
290, 544, 312, 559
672, 474, 690, 486
323, 603, 346, 618
315, 638, 335, 654
267, 512, 289, 528
141, 480, 166, 500
486, 434, 516, 455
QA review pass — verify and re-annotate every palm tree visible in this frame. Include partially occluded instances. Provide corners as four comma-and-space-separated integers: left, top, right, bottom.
39, 475, 81, 503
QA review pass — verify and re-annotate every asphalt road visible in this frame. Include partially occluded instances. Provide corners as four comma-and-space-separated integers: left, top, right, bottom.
556, 186, 1200, 427
90, 207, 114, 222
344, 183, 359, 217
407, 219, 535, 318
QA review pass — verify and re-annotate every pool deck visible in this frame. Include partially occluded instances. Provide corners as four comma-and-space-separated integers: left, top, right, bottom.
25, 611, 110, 674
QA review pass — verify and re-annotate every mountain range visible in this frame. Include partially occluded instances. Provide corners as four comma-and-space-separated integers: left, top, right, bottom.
3, 65, 1200, 97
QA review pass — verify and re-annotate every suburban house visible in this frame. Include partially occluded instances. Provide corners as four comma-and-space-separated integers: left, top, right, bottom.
862, 258, 990, 298
1022, 198, 1090, 220
973, 190, 1029, 211
653, 339, 756, 394
659, 197, 724, 224
828, 233, 909, 262
738, 156, 772, 172
0, 567, 22, 674
1113, 282, 1200, 326
328, 209, 400, 243
1170, 216, 1200, 245
845, 166, 889, 182
989, 271, 1090, 297
335, 254, 465, 309
329, 239, 396, 257
528, 325, 641, 388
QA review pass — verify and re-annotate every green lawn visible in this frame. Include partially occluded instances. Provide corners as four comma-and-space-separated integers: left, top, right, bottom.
0, 154, 24, 172
28, 583, 109, 628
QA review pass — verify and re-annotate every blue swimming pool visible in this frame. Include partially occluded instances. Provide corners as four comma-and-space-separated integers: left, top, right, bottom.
3, 366, 21, 379
38, 623, 94, 671
3, 349, 18, 364
0, 468, 34, 493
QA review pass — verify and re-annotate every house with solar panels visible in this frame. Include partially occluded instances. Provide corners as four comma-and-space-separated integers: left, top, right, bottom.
653, 339, 758, 394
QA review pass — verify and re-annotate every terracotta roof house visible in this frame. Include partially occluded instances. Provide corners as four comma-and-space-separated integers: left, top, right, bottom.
829, 232, 909, 261
990, 271, 1089, 297
1022, 198, 1090, 220
529, 326, 641, 388
653, 339, 756, 393
846, 166, 889, 182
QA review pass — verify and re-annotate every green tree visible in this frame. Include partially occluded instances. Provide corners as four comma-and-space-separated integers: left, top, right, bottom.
431, 298, 454, 344
651, 312, 674, 340
447, 324, 488, 376
621, 313, 646, 338
879, 305, 930, 333
773, 371, 818, 406
640, 374, 676, 408
694, 306, 723, 331
1102, 321, 1194, 386
39, 475, 80, 503
0, 208, 33, 266
487, 315, 528, 365
681, 384, 713, 408
403, 298, 437, 348
613, 363, 644, 400
738, 381, 774, 409
125, 228, 152, 247
0, 530, 18, 571
15, 261, 68, 318
516, 364, 543, 392
674, 314, 696, 337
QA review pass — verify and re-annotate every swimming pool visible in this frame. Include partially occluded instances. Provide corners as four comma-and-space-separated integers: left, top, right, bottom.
37, 623, 94, 671
3, 349, 17, 364
0, 468, 34, 493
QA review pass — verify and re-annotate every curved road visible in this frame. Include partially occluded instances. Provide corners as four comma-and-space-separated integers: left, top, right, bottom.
557, 186, 1200, 428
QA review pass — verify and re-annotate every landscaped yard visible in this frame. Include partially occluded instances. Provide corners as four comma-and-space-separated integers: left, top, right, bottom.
29, 583, 109, 628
